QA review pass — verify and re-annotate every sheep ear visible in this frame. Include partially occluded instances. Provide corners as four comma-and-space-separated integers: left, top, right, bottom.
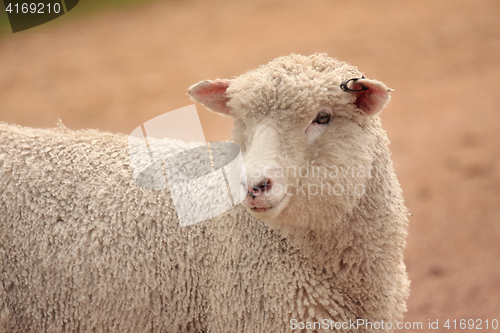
341, 78, 392, 116
188, 79, 233, 116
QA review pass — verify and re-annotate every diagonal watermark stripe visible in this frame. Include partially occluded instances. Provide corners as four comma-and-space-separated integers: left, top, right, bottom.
128, 104, 246, 227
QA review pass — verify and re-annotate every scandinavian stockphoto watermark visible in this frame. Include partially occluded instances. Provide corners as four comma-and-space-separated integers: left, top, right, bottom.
3, 0, 79, 33
290, 318, 424, 331
290, 318, 499, 331
245, 160, 381, 200
128, 105, 247, 227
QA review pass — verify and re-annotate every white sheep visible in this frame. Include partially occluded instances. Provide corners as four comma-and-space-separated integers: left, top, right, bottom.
0, 53, 409, 332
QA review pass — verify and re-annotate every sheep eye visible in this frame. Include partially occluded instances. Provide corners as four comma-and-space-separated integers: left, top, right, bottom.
314, 111, 331, 125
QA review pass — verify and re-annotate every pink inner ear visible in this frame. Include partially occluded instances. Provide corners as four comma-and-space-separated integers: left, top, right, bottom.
188, 80, 231, 115
348, 79, 390, 116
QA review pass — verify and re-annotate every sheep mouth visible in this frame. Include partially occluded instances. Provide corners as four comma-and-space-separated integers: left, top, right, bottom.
246, 198, 282, 213
250, 206, 273, 213
245, 195, 289, 218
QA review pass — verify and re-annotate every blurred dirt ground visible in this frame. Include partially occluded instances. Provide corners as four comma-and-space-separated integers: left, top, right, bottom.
1, 0, 499, 331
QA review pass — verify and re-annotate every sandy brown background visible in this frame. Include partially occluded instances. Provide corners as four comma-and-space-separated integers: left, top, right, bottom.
1, 0, 499, 331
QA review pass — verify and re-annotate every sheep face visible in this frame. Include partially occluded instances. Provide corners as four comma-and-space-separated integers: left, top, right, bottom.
189, 54, 392, 230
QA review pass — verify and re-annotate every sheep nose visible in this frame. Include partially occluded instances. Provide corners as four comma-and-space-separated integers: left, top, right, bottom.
247, 178, 272, 198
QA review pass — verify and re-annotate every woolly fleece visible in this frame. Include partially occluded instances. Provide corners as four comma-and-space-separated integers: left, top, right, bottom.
0, 53, 409, 332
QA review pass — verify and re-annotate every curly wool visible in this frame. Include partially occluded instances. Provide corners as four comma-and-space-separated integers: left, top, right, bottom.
227, 53, 362, 122
1, 53, 409, 333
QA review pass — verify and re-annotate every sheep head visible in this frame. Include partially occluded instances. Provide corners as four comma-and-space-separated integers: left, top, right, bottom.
189, 54, 392, 231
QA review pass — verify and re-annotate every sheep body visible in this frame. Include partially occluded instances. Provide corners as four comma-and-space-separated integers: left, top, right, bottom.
0, 54, 409, 332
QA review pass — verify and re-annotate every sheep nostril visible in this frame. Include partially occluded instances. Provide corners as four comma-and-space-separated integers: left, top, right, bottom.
247, 178, 273, 198
259, 178, 272, 191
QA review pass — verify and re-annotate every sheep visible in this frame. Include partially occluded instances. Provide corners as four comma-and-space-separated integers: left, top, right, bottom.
0, 53, 409, 332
